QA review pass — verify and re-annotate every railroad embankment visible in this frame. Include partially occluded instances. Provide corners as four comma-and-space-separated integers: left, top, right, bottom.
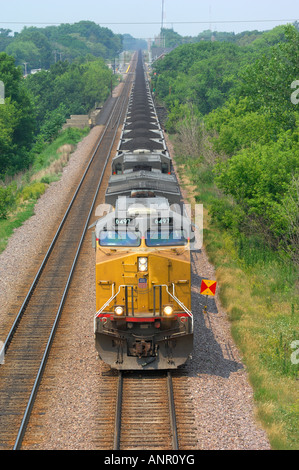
0, 124, 106, 340
0, 127, 90, 254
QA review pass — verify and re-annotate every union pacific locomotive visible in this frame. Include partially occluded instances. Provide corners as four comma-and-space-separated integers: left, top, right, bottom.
92, 51, 194, 370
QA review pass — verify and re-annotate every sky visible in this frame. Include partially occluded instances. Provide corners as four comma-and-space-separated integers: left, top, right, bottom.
1, 0, 298, 40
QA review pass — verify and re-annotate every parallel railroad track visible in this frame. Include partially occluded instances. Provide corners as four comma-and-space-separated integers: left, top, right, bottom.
0, 53, 199, 451
0, 60, 135, 450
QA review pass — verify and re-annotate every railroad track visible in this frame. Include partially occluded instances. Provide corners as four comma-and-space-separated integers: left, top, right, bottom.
96, 368, 198, 451
114, 371, 178, 450
0, 60, 135, 450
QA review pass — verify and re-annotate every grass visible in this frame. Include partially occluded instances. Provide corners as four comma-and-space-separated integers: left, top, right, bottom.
0, 127, 90, 255
31, 127, 90, 178
172, 139, 299, 450
0, 202, 36, 253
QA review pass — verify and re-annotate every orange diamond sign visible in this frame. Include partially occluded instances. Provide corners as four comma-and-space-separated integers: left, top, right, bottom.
200, 279, 217, 296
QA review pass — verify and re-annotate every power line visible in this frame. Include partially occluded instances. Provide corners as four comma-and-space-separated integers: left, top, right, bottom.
0, 19, 297, 26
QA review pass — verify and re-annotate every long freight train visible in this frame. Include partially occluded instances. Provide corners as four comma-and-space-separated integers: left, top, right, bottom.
92, 51, 194, 370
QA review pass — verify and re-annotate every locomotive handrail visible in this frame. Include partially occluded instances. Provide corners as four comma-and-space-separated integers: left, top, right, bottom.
152, 283, 192, 318
95, 283, 192, 319
95, 282, 116, 317
95, 283, 137, 318
166, 283, 193, 318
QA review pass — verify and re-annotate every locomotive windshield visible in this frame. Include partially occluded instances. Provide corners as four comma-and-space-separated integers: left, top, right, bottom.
99, 230, 141, 247
145, 229, 188, 247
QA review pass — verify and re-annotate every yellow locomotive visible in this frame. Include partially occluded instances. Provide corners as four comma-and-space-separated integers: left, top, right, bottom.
93, 197, 193, 369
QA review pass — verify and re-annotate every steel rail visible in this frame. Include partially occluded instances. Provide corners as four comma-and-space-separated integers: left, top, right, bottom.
113, 371, 179, 451
167, 371, 179, 450
113, 371, 123, 451
11, 74, 133, 450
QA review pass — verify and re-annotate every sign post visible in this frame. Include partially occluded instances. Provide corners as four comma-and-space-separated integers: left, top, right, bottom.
200, 279, 217, 314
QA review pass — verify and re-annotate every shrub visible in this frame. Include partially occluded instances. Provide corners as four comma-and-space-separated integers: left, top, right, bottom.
0, 184, 16, 219
21, 182, 46, 201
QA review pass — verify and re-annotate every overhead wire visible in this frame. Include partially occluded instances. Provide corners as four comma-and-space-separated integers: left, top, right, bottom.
0, 19, 298, 26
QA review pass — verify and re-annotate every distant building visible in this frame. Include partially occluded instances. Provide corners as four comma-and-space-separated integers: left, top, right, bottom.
151, 47, 176, 62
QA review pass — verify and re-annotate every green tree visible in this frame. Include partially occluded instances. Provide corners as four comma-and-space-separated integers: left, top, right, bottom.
6, 27, 52, 69
24, 57, 114, 142
0, 29, 13, 52
236, 25, 299, 130
0, 53, 36, 176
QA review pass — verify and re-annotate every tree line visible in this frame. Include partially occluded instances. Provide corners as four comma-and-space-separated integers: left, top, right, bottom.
152, 25, 299, 263
0, 21, 147, 72
0, 52, 117, 179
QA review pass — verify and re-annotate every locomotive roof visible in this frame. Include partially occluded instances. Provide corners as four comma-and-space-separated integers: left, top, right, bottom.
105, 173, 181, 206
107, 170, 175, 185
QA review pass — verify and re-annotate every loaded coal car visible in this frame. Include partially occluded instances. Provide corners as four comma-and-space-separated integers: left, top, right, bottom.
93, 197, 193, 370
118, 107, 165, 154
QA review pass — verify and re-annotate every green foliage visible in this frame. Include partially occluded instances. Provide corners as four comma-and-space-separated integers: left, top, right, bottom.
235, 25, 299, 130
1, 25, 117, 178
31, 127, 89, 173
215, 130, 299, 240
21, 181, 46, 201
0, 184, 16, 219
4, 22, 123, 69
152, 41, 254, 131
209, 197, 246, 233
0, 201, 36, 253
0, 28, 13, 52
38, 104, 69, 141
205, 98, 279, 155
203, 25, 299, 252
0, 53, 36, 177
6, 27, 52, 69
24, 58, 115, 140
259, 318, 299, 379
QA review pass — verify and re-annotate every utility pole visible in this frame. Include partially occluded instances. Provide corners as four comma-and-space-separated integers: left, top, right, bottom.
161, 0, 165, 47
23, 62, 28, 76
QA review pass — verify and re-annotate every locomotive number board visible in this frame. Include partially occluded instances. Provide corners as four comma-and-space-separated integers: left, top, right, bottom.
153, 217, 173, 225
114, 218, 133, 225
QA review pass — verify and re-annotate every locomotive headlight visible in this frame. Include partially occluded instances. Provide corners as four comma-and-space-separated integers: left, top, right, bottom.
138, 257, 148, 272
114, 306, 124, 316
163, 305, 173, 316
